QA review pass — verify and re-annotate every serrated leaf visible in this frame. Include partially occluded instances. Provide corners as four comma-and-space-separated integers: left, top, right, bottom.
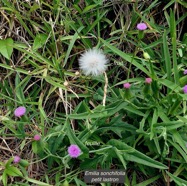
0, 38, 13, 59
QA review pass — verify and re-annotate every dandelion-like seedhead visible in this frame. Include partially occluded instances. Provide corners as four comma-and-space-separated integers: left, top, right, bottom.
68, 144, 81, 158
79, 49, 108, 76
14, 106, 26, 117
137, 23, 147, 31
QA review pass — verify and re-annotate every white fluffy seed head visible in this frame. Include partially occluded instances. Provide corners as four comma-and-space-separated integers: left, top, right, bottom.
79, 49, 108, 76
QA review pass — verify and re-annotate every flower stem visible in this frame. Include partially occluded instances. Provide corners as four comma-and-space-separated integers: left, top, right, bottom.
102, 72, 108, 106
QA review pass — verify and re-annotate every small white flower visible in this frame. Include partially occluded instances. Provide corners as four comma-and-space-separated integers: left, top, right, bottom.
79, 49, 108, 76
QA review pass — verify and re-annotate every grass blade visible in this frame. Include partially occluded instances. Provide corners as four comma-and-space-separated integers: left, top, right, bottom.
100, 38, 150, 76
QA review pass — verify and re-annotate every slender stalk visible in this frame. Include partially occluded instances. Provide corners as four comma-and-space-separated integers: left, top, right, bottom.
102, 72, 108, 106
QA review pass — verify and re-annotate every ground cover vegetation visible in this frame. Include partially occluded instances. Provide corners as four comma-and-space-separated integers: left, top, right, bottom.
0, 0, 187, 185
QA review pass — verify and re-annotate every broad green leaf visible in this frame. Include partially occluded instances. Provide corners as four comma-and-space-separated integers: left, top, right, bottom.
107, 139, 168, 169
172, 130, 187, 155
80, 155, 105, 169
33, 33, 48, 50
168, 139, 187, 162
66, 120, 89, 158
5, 157, 14, 168
32, 141, 38, 154
113, 147, 127, 169
68, 111, 108, 119
166, 171, 187, 185
26, 177, 52, 186
68, 101, 145, 119
5, 166, 23, 177
158, 79, 187, 99
2, 172, 7, 186
49, 134, 64, 154
0, 38, 13, 59
134, 175, 160, 186
154, 121, 185, 131
95, 120, 136, 138
74, 177, 88, 186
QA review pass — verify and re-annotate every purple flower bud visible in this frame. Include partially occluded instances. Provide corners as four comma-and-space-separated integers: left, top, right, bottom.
137, 23, 147, 31
184, 70, 187, 75
34, 134, 41, 141
123, 83, 131, 89
145, 78, 152, 84
13, 155, 21, 163
14, 106, 26, 117
183, 85, 187, 94
68, 144, 81, 158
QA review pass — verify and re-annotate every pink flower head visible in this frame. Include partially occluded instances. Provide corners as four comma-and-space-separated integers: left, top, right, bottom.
137, 23, 147, 31
123, 83, 131, 89
184, 70, 187, 75
14, 106, 26, 117
34, 134, 41, 141
68, 144, 81, 158
183, 85, 187, 94
145, 78, 152, 84
13, 155, 21, 163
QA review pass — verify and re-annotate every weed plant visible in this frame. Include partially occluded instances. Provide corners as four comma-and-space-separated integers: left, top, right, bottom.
0, 0, 187, 185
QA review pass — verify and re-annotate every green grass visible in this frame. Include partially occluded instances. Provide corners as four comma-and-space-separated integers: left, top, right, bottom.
0, 0, 187, 185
